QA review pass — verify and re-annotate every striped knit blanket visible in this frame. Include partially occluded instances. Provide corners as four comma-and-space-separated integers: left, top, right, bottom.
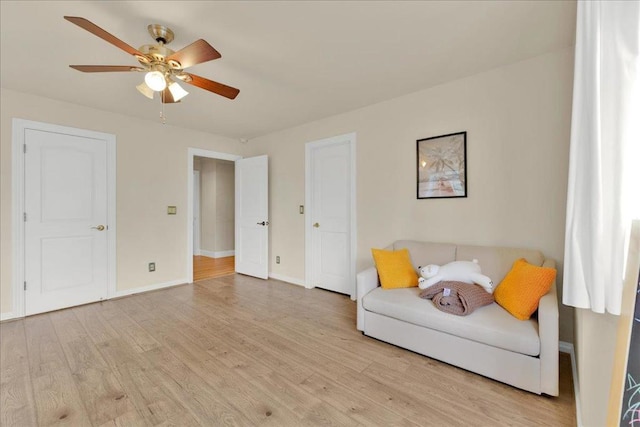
419, 281, 494, 316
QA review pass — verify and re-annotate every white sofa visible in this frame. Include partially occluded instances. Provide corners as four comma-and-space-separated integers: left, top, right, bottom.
356, 240, 559, 396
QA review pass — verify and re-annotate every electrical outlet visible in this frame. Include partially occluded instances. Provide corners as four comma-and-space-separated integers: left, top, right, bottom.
149, 262, 156, 272
276, 256, 280, 264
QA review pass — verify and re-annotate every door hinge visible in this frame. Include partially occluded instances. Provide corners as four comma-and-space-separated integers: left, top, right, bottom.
23, 212, 27, 222
23, 144, 26, 154
24, 281, 26, 290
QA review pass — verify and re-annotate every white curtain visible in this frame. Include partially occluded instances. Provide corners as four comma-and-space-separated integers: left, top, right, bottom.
563, 0, 640, 314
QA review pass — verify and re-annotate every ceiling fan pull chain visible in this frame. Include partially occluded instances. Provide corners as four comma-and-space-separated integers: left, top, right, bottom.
160, 90, 166, 124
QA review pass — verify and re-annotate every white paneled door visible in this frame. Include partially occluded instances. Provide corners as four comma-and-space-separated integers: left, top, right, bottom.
235, 155, 269, 279
24, 128, 110, 315
306, 134, 355, 296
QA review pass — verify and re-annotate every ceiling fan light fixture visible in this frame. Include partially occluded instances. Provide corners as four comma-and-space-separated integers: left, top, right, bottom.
168, 81, 189, 101
136, 82, 155, 99
144, 70, 166, 91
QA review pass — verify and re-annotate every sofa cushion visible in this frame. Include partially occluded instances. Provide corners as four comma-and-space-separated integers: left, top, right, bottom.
393, 240, 456, 270
494, 258, 556, 320
456, 245, 545, 284
371, 248, 419, 289
362, 287, 540, 356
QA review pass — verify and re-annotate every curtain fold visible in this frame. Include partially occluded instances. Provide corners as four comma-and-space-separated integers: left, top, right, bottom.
563, 0, 640, 314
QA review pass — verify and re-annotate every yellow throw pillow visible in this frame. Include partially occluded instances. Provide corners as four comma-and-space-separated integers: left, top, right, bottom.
494, 258, 556, 320
371, 248, 419, 289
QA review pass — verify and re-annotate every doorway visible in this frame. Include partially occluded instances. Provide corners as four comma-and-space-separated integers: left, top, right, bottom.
192, 155, 237, 281
187, 149, 270, 283
12, 119, 116, 317
305, 133, 356, 298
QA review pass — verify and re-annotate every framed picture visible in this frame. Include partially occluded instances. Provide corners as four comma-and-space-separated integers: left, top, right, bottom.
417, 131, 467, 199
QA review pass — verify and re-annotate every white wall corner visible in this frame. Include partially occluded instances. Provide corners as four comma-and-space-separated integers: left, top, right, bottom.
559, 341, 583, 427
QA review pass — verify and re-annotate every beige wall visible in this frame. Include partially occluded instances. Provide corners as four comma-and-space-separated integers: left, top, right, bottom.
199, 158, 217, 253
0, 88, 246, 316
215, 161, 235, 252
246, 48, 575, 341
193, 158, 235, 255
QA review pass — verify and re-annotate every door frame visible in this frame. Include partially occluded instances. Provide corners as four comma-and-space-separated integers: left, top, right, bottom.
186, 148, 241, 283
11, 119, 117, 319
304, 132, 357, 299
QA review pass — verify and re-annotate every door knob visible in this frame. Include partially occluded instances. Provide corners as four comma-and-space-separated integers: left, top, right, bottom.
313, 223, 320, 228
91, 225, 105, 231
257, 221, 270, 226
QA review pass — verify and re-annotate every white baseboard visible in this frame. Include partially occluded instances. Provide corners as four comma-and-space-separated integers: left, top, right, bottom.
200, 250, 235, 259
114, 278, 188, 298
2, 278, 188, 321
559, 341, 582, 427
269, 273, 305, 287
0, 311, 17, 322
194, 249, 201, 256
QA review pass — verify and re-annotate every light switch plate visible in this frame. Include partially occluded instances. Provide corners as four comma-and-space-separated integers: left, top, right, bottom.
299, 205, 304, 214
167, 206, 177, 215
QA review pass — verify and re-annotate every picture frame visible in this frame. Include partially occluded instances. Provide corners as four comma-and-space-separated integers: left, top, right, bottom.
417, 131, 467, 199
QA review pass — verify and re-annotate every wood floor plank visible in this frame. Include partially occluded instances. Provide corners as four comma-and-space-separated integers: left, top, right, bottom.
142, 346, 254, 426
23, 314, 69, 378
1, 372, 38, 427
276, 311, 414, 372
95, 409, 149, 427
95, 301, 160, 353
50, 310, 136, 427
72, 304, 120, 345
48, 309, 88, 344
193, 255, 235, 281
196, 355, 304, 425
94, 335, 201, 427
210, 346, 323, 416
299, 372, 416, 426
0, 321, 29, 370
0, 319, 38, 426
62, 338, 136, 426
31, 369, 92, 426
2, 274, 576, 426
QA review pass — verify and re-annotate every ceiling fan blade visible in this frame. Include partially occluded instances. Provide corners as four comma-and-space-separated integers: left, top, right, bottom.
161, 87, 179, 103
167, 39, 221, 69
70, 65, 144, 72
64, 16, 145, 57
183, 73, 239, 100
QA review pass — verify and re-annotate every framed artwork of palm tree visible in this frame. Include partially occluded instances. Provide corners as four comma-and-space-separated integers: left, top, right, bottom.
417, 131, 467, 199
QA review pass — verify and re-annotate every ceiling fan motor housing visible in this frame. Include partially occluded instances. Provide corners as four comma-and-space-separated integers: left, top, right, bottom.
148, 24, 174, 45
136, 44, 182, 72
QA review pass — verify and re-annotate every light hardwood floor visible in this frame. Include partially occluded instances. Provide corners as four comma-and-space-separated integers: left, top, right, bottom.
0, 274, 576, 426
193, 256, 235, 281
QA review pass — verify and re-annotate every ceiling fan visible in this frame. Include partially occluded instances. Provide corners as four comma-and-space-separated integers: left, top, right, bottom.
64, 16, 239, 103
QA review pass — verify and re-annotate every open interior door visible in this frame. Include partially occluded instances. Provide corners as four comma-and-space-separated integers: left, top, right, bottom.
235, 155, 269, 279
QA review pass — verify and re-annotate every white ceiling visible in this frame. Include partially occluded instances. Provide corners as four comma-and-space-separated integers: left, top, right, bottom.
0, 1, 576, 139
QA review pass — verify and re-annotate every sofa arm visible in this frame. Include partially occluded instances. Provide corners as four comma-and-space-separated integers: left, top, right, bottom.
357, 267, 380, 331
538, 258, 559, 396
